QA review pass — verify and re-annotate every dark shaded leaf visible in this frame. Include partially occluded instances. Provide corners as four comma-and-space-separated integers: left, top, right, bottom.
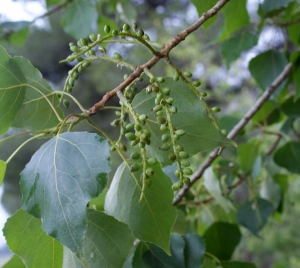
221, 260, 257, 268
183, 234, 206, 268
190, 0, 218, 29
281, 95, 300, 117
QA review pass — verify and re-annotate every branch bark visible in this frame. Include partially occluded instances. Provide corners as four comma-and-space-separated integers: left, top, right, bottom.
173, 63, 293, 205
87, 0, 230, 114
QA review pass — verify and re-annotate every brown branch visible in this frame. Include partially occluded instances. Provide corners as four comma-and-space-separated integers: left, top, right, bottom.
266, 134, 281, 156
173, 63, 293, 205
87, 0, 230, 114
277, 17, 300, 27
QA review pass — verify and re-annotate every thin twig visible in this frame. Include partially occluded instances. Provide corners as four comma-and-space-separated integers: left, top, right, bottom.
266, 135, 281, 156
87, 0, 230, 114
277, 17, 300, 27
173, 63, 293, 205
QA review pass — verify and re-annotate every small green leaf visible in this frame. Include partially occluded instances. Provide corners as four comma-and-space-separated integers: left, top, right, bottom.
0, 160, 6, 186
274, 141, 300, 174
0, 45, 25, 135
221, 33, 257, 67
105, 162, 177, 254
3, 209, 63, 268
183, 234, 206, 268
132, 78, 234, 166
83, 209, 135, 267
204, 167, 234, 213
220, 260, 258, 268
2, 255, 26, 268
203, 222, 241, 260
217, 0, 249, 41
20, 132, 111, 254
11, 56, 64, 131
249, 50, 288, 92
61, 0, 98, 40
237, 198, 273, 235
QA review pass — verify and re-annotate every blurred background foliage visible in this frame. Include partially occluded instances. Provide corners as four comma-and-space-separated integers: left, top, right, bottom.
0, 0, 300, 267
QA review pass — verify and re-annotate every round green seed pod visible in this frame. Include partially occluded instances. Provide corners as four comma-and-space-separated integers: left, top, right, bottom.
168, 154, 176, 161
157, 77, 165, 83
72, 72, 79, 80
137, 29, 144, 37
162, 87, 170, 95
70, 46, 80, 52
166, 97, 174, 104
143, 34, 150, 41
202, 92, 207, 97
114, 52, 122, 60
89, 34, 97, 41
77, 40, 83, 47
139, 114, 147, 121
68, 78, 75, 86
212, 106, 221, 113
89, 50, 96, 56
125, 132, 136, 141
80, 37, 88, 46
130, 163, 140, 172
140, 133, 148, 142
98, 47, 106, 54
183, 71, 192, 78
183, 168, 193, 175
160, 143, 171, 151
146, 168, 154, 176
156, 111, 164, 116
110, 146, 116, 152
82, 61, 91, 68
161, 134, 170, 142
104, 25, 111, 33
192, 81, 201, 87
66, 85, 72, 92
181, 159, 190, 167
126, 123, 135, 131
139, 142, 146, 148
175, 145, 183, 152
63, 99, 69, 108
146, 85, 152, 94
157, 116, 166, 125
221, 129, 228, 136
132, 23, 138, 32
115, 111, 121, 116
169, 106, 177, 114
134, 124, 142, 132
150, 77, 156, 83
112, 30, 118, 36
110, 119, 120, 127
179, 151, 189, 159
131, 139, 140, 147
78, 66, 84, 73
130, 152, 141, 160
173, 71, 179, 81
119, 143, 127, 151
175, 129, 186, 136
178, 181, 184, 188
142, 129, 151, 137
160, 125, 169, 132
76, 57, 84, 62
153, 105, 162, 112
172, 184, 179, 191
175, 169, 180, 178
148, 157, 157, 165
183, 177, 190, 184
173, 134, 179, 141
123, 23, 130, 32
152, 86, 160, 93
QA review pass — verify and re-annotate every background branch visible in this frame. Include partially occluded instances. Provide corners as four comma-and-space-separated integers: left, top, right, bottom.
173, 63, 293, 205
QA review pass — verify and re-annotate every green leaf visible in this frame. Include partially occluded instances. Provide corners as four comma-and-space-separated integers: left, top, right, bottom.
281, 95, 300, 117
288, 23, 300, 46
61, 0, 98, 40
1, 21, 31, 32
3, 209, 63, 268
220, 261, 257, 268
105, 162, 177, 254
261, 0, 294, 15
221, 33, 257, 67
203, 222, 241, 260
252, 101, 282, 125
236, 198, 273, 235
143, 234, 185, 268
0, 159, 6, 185
9, 27, 30, 46
0, 21, 30, 46
11, 56, 63, 131
46, 0, 64, 7
83, 209, 135, 267
183, 234, 206, 268
62, 247, 86, 268
260, 177, 281, 210
131, 243, 149, 268
237, 139, 261, 175
88, 188, 108, 211
274, 141, 300, 174
203, 256, 217, 268
203, 167, 234, 213
189, 0, 218, 29
132, 78, 234, 166
20, 132, 110, 254
217, 0, 249, 41
2, 255, 26, 268
290, 51, 300, 98
116, 2, 137, 25
249, 50, 288, 91
0, 45, 25, 135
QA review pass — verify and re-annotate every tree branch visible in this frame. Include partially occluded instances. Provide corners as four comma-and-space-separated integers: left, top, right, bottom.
87, 0, 230, 114
277, 17, 300, 27
173, 63, 293, 205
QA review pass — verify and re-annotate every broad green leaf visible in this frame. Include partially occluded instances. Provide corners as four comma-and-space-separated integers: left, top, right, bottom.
203, 256, 217, 268
249, 50, 288, 91
220, 261, 257, 268
237, 139, 261, 175
143, 234, 185, 268
131, 242, 149, 268
3, 209, 63, 268
236, 198, 273, 235
116, 2, 137, 25
61, 0, 98, 40
183, 234, 206, 268
0, 21, 30, 32
221, 33, 257, 67
281, 95, 300, 117
83, 209, 135, 268
11, 56, 63, 131
190, 0, 218, 29
105, 162, 177, 254
0, 45, 25, 135
288, 23, 300, 46
20, 132, 110, 254
88, 187, 108, 211
291, 51, 300, 98
9, 27, 29, 46
203, 222, 241, 260
46, 0, 64, 7
261, 0, 294, 15
260, 177, 281, 210
2, 255, 26, 268
132, 78, 234, 166
203, 167, 234, 213
217, 0, 249, 41
1, 21, 30, 46
274, 141, 300, 174
252, 101, 282, 125
62, 247, 86, 268
0, 160, 6, 185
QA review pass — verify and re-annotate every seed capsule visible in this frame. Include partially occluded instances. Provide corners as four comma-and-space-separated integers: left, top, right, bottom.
166, 97, 174, 104
212, 106, 221, 112
150, 77, 156, 83
72, 72, 79, 80
131, 152, 141, 160
162, 87, 170, 95
152, 86, 160, 93
183, 168, 193, 175
146, 85, 152, 94
156, 111, 164, 116
157, 77, 165, 83
139, 142, 146, 148
130, 163, 140, 172
175, 169, 180, 178
175, 129, 186, 136
125, 132, 136, 141
161, 134, 170, 142
123, 23, 130, 32
183, 71, 192, 78
192, 81, 201, 87
80, 37, 88, 46
168, 154, 176, 161
179, 151, 189, 159
78, 66, 84, 73
110, 119, 120, 127
82, 61, 91, 68
112, 30, 118, 36
157, 116, 166, 125
146, 168, 154, 176
179, 181, 184, 188
68, 78, 75, 86
139, 114, 147, 121
89, 34, 97, 41
126, 123, 135, 131
172, 184, 179, 191
173, 71, 179, 81
153, 105, 162, 112
114, 52, 122, 60
137, 29, 144, 37
143, 34, 150, 41
131, 139, 140, 147
202, 92, 207, 97
221, 129, 228, 136
160, 143, 171, 151
147, 158, 157, 165
169, 106, 177, 114
181, 160, 190, 167
70, 46, 80, 52
119, 143, 127, 151
63, 99, 69, 108
175, 145, 183, 152
104, 25, 111, 33
134, 124, 142, 132
160, 125, 168, 132
183, 177, 190, 184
